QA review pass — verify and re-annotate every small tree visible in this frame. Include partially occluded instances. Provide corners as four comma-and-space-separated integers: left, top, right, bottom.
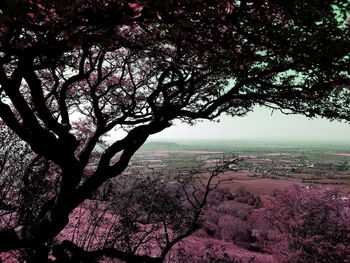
51, 159, 236, 262
263, 185, 350, 263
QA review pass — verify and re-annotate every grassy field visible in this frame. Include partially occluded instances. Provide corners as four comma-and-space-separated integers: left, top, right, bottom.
140, 139, 350, 160
136, 139, 350, 193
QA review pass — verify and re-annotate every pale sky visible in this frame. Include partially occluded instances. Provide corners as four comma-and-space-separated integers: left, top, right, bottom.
149, 107, 350, 141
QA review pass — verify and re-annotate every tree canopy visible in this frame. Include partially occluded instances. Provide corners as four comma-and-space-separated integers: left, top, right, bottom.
0, 0, 349, 259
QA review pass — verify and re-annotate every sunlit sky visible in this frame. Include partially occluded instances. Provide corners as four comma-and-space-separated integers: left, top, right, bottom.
147, 107, 350, 141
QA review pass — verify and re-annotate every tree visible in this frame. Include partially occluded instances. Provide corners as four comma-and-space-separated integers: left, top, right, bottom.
0, 122, 235, 262
262, 185, 350, 262
50, 161, 234, 262
0, 122, 62, 261
0, 121, 31, 233
0, 0, 349, 260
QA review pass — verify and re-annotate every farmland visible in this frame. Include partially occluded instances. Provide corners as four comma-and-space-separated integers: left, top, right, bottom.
120, 139, 350, 262
2, 139, 349, 262
133, 139, 350, 194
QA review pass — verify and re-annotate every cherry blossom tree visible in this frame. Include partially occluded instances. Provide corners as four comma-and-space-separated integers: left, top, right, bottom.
0, 0, 350, 261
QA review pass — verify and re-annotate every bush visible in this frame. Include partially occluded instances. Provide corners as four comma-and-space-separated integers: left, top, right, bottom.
230, 187, 262, 208
262, 185, 350, 263
217, 215, 249, 243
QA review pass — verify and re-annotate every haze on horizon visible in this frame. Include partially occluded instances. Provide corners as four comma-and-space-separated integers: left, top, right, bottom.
147, 107, 350, 141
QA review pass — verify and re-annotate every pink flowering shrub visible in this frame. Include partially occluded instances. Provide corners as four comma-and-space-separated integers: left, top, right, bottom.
262, 185, 350, 263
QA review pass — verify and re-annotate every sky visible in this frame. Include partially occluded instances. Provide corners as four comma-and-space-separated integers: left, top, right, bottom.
148, 106, 350, 141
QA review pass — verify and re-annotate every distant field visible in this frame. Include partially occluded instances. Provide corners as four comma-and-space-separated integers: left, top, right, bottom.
135, 139, 350, 194
140, 139, 350, 155
198, 170, 301, 195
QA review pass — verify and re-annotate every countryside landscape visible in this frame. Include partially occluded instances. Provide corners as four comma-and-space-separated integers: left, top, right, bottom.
136, 139, 350, 191
56, 139, 350, 262
129, 139, 350, 262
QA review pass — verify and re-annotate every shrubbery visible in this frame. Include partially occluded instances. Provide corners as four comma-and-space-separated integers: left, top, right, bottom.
262, 185, 350, 263
197, 185, 350, 263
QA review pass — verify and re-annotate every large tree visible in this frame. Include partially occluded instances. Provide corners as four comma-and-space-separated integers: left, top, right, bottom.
0, 0, 349, 259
